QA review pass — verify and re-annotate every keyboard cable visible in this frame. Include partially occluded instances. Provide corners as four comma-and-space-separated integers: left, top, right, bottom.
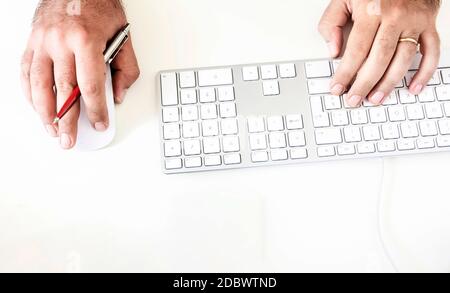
376, 158, 401, 273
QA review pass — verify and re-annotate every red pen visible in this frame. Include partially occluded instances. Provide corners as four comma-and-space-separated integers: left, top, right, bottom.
53, 24, 131, 124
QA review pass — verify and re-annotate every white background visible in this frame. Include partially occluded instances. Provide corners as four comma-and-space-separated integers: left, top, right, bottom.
0, 0, 450, 273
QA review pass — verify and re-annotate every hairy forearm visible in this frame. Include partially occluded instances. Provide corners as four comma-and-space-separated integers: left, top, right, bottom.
34, 0, 125, 23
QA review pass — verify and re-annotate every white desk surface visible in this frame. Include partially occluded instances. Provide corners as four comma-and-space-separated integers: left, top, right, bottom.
1, 0, 450, 273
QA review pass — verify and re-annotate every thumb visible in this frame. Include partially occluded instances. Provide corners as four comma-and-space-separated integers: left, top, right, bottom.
318, 0, 350, 58
111, 37, 140, 104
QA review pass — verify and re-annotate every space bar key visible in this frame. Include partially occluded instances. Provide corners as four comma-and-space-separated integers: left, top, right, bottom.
198, 68, 234, 87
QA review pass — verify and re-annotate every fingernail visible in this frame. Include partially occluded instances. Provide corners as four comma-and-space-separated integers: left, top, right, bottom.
410, 83, 423, 95
371, 91, 385, 104
331, 83, 345, 95
95, 122, 108, 132
46, 124, 57, 137
348, 95, 362, 107
116, 89, 128, 104
327, 42, 339, 57
60, 133, 72, 150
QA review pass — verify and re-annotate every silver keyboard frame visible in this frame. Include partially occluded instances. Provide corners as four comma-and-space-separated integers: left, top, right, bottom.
157, 55, 450, 174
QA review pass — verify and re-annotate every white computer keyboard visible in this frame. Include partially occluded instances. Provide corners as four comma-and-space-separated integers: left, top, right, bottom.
158, 53, 450, 174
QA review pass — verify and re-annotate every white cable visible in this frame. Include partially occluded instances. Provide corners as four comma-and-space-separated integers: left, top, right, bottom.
376, 158, 400, 273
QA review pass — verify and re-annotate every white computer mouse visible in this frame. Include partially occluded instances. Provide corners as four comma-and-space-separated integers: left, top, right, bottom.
75, 66, 116, 151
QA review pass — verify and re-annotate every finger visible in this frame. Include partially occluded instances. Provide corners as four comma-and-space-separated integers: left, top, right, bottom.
75, 45, 108, 131
110, 37, 140, 104
346, 24, 403, 106
331, 18, 380, 96
20, 49, 34, 106
409, 30, 440, 95
29, 52, 58, 137
318, 0, 350, 58
54, 53, 80, 149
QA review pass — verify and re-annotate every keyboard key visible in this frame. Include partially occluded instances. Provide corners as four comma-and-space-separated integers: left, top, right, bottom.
164, 141, 182, 157
222, 136, 240, 153
337, 144, 356, 156
198, 68, 233, 87
163, 123, 181, 140
218, 86, 235, 102
378, 141, 396, 152
290, 148, 308, 159
205, 155, 222, 166
444, 102, 450, 117
344, 127, 362, 143
221, 119, 239, 135
324, 95, 342, 110
331, 111, 349, 126
307, 78, 332, 95
279, 64, 297, 78
382, 92, 398, 106
267, 116, 285, 131
315, 128, 342, 145
249, 134, 267, 150
162, 107, 179, 123
288, 131, 306, 147
180, 89, 197, 104
199, 88, 216, 103
357, 143, 376, 154
435, 86, 450, 101
382, 124, 400, 140
419, 121, 438, 136
305, 61, 331, 78
310, 96, 330, 127
248, 117, 266, 133
437, 135, 450, 147
428, 72, 441, 86
184, 140, 202, 156
242, 66, 259, 81
406, 104, 425, 120
271, 149, 288, 161
252, 151, 269, 163
317, 146, 336, 157
269, 132, 287, 149
388, 106, 406, 122
363, 125, 381, 141
369, 108, 387, 123
165, 158, 182, 170
442, 69, 450, 84
185, 157, 202, 168
261, 65, 278, 80
202, 120, 219, 137
224, 154, 242, 165
219, 102, 237, 118
201, 104, 218, 120
263, 80, 280, 96
350, 109, 368, 125
417, 138, 435, 149
286, 115, 304, 130
397, 139, 415, 151
401, 122, 419, 138
182, 105, 199, 121
399, 89, 416, 104
179, 71, 196, 88
183, 122, 200, 138
425, 103, 443, 119
438, 119, 450, 135
418, 87, 435, 103
203, 137, 221, 154
161, 72, 178, 106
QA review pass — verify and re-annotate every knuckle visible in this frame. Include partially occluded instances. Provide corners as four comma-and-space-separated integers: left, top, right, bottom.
55, 80, 74, 94
80, 81, 101, 97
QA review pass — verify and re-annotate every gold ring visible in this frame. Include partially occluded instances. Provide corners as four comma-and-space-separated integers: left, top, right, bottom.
399, 38, 419, 46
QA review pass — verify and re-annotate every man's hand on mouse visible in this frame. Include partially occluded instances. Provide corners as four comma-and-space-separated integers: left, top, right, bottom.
319, 0, 441, 107
21, 0, 140, 149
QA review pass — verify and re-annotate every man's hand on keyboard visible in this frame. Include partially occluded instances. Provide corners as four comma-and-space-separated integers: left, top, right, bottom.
319, 0, 441, 107
21, 0, 140, 149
